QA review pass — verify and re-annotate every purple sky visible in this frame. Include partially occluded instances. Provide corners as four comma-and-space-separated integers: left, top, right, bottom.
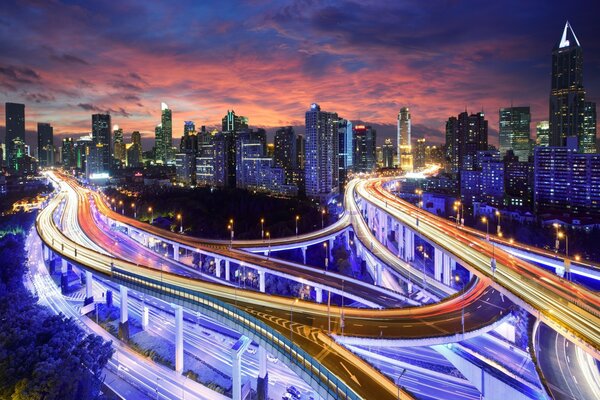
1, 0, 599, 150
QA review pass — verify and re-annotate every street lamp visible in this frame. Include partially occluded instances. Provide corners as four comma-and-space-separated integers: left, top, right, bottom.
453, 201, 461, 226
495, 210, 502, 236
111, 198, 115, 210
482, 216, 489, 241
177, 213, 183, 233
229, 219, 235, 245
260, 218, 265, 240
321, 209, 326, 229
148, 206, 153, 224
118, 200, 124, 214
295, 215, 300, 236
131, 202, 136, 219
266, 231, 271, 258
558, 231, 570, 280
397, 368, 407, 400
455, 274, 465, 335
323, 242, 329, 272
415, 189, 423, 208
553, 223, 560, 253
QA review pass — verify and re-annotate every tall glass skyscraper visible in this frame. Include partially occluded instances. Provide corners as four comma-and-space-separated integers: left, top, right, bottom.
397, 107, 413, 171
536, 121, 550, 147
352, 125, 376, 173
499, 106, 531, 161
37, 122, 54, 168
5, 102, 25, 172
304, 103, 339, 201
549, 21, 596, 153
91, 113, 111, 174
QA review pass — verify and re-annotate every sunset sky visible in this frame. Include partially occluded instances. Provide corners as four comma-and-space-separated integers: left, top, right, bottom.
1, 0, 599, 149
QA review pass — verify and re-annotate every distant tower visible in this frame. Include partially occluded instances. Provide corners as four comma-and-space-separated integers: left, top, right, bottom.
91, 113, 111, 174
5, 102, 25, 172
397, 107, 413, 171
536, 121, 550, 147
37, 122, 54, 168
499, 106, 531, 161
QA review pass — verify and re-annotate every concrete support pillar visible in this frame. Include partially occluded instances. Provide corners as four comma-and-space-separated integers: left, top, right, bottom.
397, 223, 404, 258
315, 287, 323, 303
142, 305, 149, 331
232, 336, 251, 400
301, 246, 307, 264
405, 229, 414, 261
434, 247, 443, 282
225, 260, 230, 281
43, 244, 49, 261
375, 263, 382, 286
257, 346, 269, 400
118, 285, 129, 340
61, 258, 68, 274
215, 258, 222, 278
443, 254, 452, 286
258, 270, 266, 293
84, 270, 94, 305
174, 305, 184, 373
328, 238, 334, 260
173, 244, 180, 261
344, 230, 350, 250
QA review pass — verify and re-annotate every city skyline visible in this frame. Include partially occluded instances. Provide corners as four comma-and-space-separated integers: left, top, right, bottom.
1, 1, 599, 148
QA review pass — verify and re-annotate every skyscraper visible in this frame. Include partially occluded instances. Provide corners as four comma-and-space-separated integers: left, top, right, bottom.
154, 103, 173, 163
382, 138, 395, 168
37, 122, 54, 168
127, 131, 143, 167
91, 114, 111, 174
397, 107, 413, 171
338, 119, 353, 189
62, 137, 75, 169
445, 111, 488, 173
222, 110, 248, 132
549, 21, 595, 153
304, 103, 339, 200
499, 106, 531, 161
352, 125, 377, 173
5, 102, 25, 172
536, 121, 550, 147
414, 138, 426, 169
274, 126, 297, 183
113, 125, 125, 164
583, 102, 597, 153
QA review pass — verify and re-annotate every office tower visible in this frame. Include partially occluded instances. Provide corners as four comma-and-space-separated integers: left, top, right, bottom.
5, 102, 25, 172
154, 124, 162, 163
196, 130, 215, 186
446, 111, 488, 173
337, 119, 353, 189
549, 21, 595, 153
499, 106, 531, 161
296, 134, 305, 169
126, 131, 143, 167
304, 103, 339, 200
274, 126, 297, 183
353, 125, 377, 172
222, 110, 248, 132
382, 138, 395, 168
504, 150, 534, 210
113, 125, 125, 164
536, 121, 550, 147
175, 153, 196, 185
91, 114, 111, 174
414, 138, 426, 169
62, 137, 75, 168
460, 150, 504, 206
583, 102, 597, 153
37, 122, 54, 168
180, 121, 197, 152
397, 107, 413, 171
154, 103, 173, 164
74, 135, 93, 170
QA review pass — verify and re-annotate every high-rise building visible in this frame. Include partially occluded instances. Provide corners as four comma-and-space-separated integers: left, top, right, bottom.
536, 121, 550, 147
296, 134, 305, 169
126, 131, 143, 167
74, 135, 93, 170
414, 138, 426, 169
175, 152, 195, 185
549, 22, 596, 153
62, 137, 75, 169
154, 103, 173, 164
445, 111, 488, 173
460, 150, 504, 206
180, 121, 197, 153
499, 106, 531, 161
91, 113, 111, 174
222, 110, 248, 132
196, 130, 216, 186
113, 125, 125, 165
397, 107, 413, 171
273, 126, 297, 184
37, 122, 54, 168
583, 101, 597, 153
338, 119, 353, 189
352, 125, 377, 173
382, 138, 395, 168
5, 102, 25, 172
304, 103, 339, 201
504, 150, 534, 210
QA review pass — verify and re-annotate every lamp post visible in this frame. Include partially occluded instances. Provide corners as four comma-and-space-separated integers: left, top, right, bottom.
131, 203, 136, 219
453, 201, 460, 226
148, 207, 153, 224
266, 231, 271, 258
415, 189, 423, 226
482, 216, 497, 276
177, 213, 183, 233
558, 231, 570, 280
119, 200, 124, 214
260, 218, 265, 240
553, 223, 560, 253
397, 368, 407, 400
111, 198, 115, 211
229, 219, 234, 246
482, 216, 489, 241
455, 274, 465, 335
495, 210, 501, 236
295, 215, 300, 236
323, 242, 329, 272
321, 209, 325, 229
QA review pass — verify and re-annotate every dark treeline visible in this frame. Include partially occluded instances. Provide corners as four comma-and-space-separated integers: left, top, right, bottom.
105, 186, 329, 239
0, 212, 113, 400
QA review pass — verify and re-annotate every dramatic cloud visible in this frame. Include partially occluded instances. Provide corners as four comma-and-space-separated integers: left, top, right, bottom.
0, 0, 598, 148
